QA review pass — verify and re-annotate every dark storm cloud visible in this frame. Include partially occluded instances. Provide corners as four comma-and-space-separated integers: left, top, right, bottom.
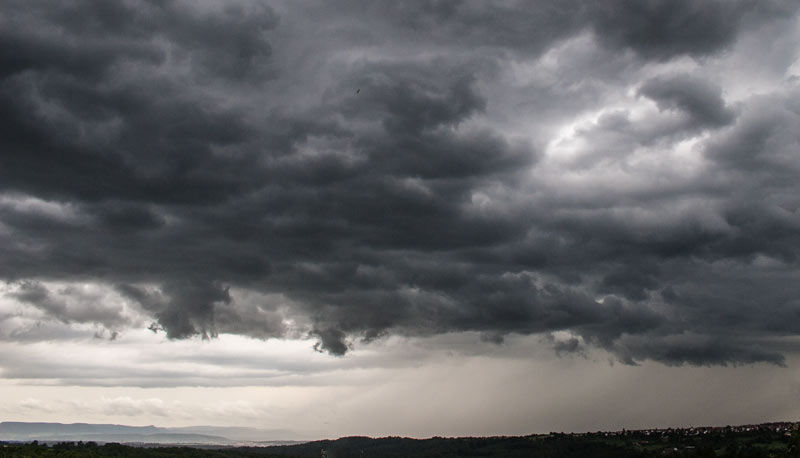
117, 281, 233, 339
706, 89, 800, 179
1, 0, 799, 366
588, 0, 775, 60
311, 328, 351, 356
639, 74, 735, 128
323, 0, 797, 59
0, 0, 271, 204
610, 333, 787, 367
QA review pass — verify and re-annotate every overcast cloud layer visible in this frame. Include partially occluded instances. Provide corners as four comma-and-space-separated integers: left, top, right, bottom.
2, 0, 800, 369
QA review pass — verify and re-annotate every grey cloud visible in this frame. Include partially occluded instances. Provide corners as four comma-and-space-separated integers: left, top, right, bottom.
326, 0, 796, 61
549, 336, 584, 357
0, 0, 271, 205
553, 98, 732, 170
590, 0, 743, 60
639, 74, 735, 128
321, 0, 799, 63
118, 282, 232, 340
312, 328, 352, 357
589, 0, 798, 60
213, 299, 287, 340
0, 320, 95, 343
610, 333, 787, 367
318, 0, 585, 58
6, 281, 131, 330
14, 0, 278, 80
706, 89, 800, 177
565, 72, 740, 169
91, 202, 165, 232
0, 0, 799, 366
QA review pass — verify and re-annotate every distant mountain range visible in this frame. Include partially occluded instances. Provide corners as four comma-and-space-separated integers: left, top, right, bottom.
0, 422, 304, 445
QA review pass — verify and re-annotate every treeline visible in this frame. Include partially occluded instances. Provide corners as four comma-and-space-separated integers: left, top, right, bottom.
251, 427, 800, 458
249, 435, 645, 458
1, 426, 798, 458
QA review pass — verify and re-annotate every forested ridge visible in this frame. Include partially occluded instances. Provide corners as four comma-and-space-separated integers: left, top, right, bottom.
2, 425, 798, 458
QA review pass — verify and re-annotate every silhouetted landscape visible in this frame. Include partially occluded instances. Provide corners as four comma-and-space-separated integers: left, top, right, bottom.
1, 421, 798, 458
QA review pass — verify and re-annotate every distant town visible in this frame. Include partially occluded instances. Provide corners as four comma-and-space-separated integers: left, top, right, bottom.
557, 421, 797, 438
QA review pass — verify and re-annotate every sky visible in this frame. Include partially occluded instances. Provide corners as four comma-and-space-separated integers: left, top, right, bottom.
1, 0, 800, 439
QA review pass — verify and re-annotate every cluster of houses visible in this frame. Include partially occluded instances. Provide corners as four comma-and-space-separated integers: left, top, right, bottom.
620, 422, 796, 437
548, 421, 797, 438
